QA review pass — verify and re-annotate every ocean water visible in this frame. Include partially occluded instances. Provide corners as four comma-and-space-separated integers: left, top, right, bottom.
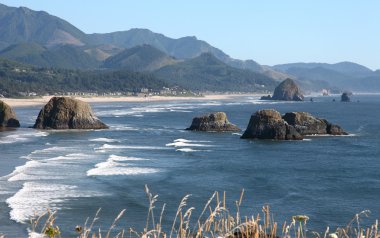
0, 95, 380, 236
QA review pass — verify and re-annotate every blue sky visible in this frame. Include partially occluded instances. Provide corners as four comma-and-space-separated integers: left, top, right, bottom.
2, 1, 379, 70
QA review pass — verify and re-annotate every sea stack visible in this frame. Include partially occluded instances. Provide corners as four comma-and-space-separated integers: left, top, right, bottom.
33, 97, 108, 129
261, 78, 304, 101
186, 112, 240, 132
341, 92, 351, 102
283, 112, 348, 135
0, 100, 20, 128
241, 109, 303, 140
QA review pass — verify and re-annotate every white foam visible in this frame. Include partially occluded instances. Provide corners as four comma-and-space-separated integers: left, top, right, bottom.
109, 154, 148, 161
166, 141, 212, 147
198, 102, 222, 106
111, 125, 140, 131
96, 144, 166, 150
0, 134, 27, 144
89, 138, 119, 143
176, 148, 199, 152
232, 133, 243, 136
87, 154, 156, 176
6, 182, 103, 223
173, 138, 211, 143
97, 104, 196, 117
31, 146, 72, 154
7, 153, 91, 182
306, 133, 356, 137
0, 131, 49, 144
166, 138, 212, 147
87, 167, 159, 176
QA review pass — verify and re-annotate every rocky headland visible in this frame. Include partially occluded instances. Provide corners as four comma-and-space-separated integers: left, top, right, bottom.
33, 97, 108, 129
186, 112, 240, 132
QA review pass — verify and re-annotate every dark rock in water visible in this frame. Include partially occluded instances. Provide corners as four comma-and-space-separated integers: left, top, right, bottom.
283, 112, 348, 135
326, 122, 348, 135
341, 92, 351, 102
33, 97, 108, 129
260, 95, 272, 100
241, 110, 348, 140
241, 109, 303, 140
271, 78, 304, 101
186, 112, 240, 132
0, 100, 20, 128
283, 112, 328, 135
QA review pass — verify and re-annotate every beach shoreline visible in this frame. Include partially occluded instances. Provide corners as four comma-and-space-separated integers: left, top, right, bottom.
2, 93, 265, 108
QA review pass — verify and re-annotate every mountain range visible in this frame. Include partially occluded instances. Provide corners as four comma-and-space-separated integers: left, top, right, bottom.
0, 3, 379, 94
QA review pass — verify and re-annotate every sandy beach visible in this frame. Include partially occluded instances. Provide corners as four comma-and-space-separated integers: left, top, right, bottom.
2, 94, 262, 108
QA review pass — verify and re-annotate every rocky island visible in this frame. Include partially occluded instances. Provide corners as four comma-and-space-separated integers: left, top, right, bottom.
341, 92, 352, 102
33, 97, 108, 129
0, 100, 20, 128
283, 112, 348, 135
240, 109, 303, 140
186, 112, 240, 132
261, 78, 304, 101
241, 109, 347, 140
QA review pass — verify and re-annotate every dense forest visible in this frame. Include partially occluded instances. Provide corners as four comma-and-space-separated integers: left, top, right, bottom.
0, 58, 170, 97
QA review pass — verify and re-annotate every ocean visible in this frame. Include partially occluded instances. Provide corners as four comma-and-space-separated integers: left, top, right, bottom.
0, 95, 379, 237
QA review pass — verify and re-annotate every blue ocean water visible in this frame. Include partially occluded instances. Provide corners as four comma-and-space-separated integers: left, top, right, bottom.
0, 95, 379, 237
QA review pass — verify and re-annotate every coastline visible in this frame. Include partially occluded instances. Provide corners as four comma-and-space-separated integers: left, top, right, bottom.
2, 93, 263, 108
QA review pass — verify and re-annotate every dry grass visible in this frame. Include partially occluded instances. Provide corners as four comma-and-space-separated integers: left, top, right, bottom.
19, 186, 380, 238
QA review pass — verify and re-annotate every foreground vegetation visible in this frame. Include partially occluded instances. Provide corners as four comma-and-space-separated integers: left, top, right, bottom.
19, 186, 379, 238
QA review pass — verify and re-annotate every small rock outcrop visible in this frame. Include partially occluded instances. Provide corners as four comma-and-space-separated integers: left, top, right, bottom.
283, 112, 348, 135
341, 92, 351, 102
33, 97, 108, 129
241, 109, 303, 140
0, 100, 20, 128
186, 112, 240, 132
262, 78, 304, 101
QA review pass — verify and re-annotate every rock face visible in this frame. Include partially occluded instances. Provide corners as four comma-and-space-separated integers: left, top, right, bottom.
282, 112, 348, 135
241, 109, 303, 140
241, 110, 348, 140
0, 100, 20, 128
270, 78, 304, 101
33, 97, 108, 129
186, 112, 240, 132
341, 92, 351, 102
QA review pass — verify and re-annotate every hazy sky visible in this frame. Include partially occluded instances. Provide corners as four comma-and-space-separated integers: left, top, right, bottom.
2, 1, 379, 70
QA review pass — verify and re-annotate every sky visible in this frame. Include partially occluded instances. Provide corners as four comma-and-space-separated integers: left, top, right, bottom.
1, 1, 379, 70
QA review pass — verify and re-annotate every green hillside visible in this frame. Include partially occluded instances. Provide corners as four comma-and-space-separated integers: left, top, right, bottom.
0, 58, 170, 97
155, 53, 277, 92
103, 44, 178, 71
0, 4, 88, 48
0, 43, 100, 69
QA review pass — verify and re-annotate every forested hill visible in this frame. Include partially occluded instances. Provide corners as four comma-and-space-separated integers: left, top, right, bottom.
0, 58, 170, 97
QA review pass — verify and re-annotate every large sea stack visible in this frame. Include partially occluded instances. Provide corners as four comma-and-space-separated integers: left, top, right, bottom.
33, 97, 108, 129
283, 112, 348, 135
241, 109, 303, 140
262, 78, 304, 101
0, 100, 20, 128
186, 112, 240, 132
